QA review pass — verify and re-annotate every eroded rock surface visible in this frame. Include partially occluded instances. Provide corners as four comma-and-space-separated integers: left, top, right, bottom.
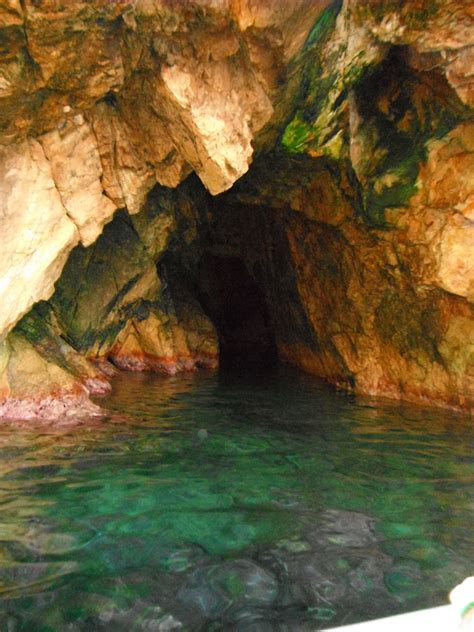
1, 0, 315, 341
213, 147, 473, 411
0, 183, 218, 418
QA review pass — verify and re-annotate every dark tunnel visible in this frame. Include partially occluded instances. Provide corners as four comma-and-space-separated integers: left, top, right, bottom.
197, 253, 278, 371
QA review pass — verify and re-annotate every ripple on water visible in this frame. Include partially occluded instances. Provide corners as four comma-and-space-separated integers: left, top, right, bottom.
0, 368, 471, 630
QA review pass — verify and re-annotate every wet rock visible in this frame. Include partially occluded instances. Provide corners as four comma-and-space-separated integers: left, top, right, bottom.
90, 601, 184, 631
0, 333, 104, 420
0, 614, 21, 632
310, 509, 380, 549
178, 567, 230, 620
275, 538, 312, 554
159, 545, 208, 574
255, 508, 397, 622
0, 561, 78, 599
224, 612, 278, 632
178, 559, 278, 622
347, 555, 391, 594
284, 553, 348, 606
384, 561, 423, 598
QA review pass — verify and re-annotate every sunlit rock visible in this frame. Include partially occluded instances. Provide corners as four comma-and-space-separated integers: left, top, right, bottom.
39, 122, 118, 246
157, 59, 272, 195
0, 334, 102, 420
0, 140, 78, 341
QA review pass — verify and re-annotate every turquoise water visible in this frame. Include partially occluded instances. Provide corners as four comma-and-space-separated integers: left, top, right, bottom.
0, 368, 472, 630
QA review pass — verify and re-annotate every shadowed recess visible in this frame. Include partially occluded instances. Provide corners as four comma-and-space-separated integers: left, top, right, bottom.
197, 254, 278, 371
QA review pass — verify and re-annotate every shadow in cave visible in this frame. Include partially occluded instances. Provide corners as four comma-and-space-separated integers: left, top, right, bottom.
197, 253, 278, 374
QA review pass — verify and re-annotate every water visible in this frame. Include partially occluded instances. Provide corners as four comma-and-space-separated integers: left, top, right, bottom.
0, 368, 472, 631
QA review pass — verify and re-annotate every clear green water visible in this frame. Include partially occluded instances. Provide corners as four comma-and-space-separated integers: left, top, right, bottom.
0, 368, 472, 631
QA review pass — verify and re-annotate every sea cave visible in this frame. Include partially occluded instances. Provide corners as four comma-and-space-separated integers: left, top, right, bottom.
0, 0, 472, 629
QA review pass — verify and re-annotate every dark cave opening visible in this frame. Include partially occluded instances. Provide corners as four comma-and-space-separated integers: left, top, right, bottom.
197, 253, 278, 371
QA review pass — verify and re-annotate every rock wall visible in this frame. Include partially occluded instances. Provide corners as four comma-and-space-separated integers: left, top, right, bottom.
0, 0, 472, 417
277, 0, 474, 411
207, 154, 473, 411
1, 182, 219, 418
0, 0, 324, 340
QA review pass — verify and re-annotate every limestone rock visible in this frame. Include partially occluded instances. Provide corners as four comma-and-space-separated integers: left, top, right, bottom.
0, 0, 320, 344
408, 121, 474, 303
90, 100, 191, 215
39, 121, 118, 246
109, 302, 218, 375
0, 334, 103, 420
0, 139, 78, 341
215, 147, 474, 412
0, 182, 217, 416
49, 211, 162, 357
156, 58, 272, 194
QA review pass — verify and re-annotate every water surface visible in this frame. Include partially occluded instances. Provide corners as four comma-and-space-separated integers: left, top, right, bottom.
0, 368, 472, 630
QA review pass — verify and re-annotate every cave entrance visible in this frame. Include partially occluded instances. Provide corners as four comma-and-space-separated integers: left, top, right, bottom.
198, 253, 278, 371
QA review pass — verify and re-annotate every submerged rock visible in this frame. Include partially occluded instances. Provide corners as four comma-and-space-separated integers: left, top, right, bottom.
178, 559, 278, 622
313, 509, 380, 548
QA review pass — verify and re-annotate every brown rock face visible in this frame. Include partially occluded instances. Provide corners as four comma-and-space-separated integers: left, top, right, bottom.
0, 0, 472, 417
0, 333, 105, 421
209, 142, 473, 412
1, 0, 321, 339
109, 302, 218, 375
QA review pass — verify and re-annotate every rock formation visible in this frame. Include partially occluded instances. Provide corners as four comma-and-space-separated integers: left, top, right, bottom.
0, 0, 472, 417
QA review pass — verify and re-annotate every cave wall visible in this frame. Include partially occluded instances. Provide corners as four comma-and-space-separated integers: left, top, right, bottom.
0, 0, 325, 340
211, 35, 474, 411
0, 0, 473, 417
207, 172, 473, 411
0, 180, 218, 418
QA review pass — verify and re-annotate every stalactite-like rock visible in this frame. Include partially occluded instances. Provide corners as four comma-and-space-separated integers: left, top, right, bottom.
0, 0, 314, 340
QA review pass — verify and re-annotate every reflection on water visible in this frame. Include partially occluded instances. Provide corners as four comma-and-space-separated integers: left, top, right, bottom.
0, 368, 472, 630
